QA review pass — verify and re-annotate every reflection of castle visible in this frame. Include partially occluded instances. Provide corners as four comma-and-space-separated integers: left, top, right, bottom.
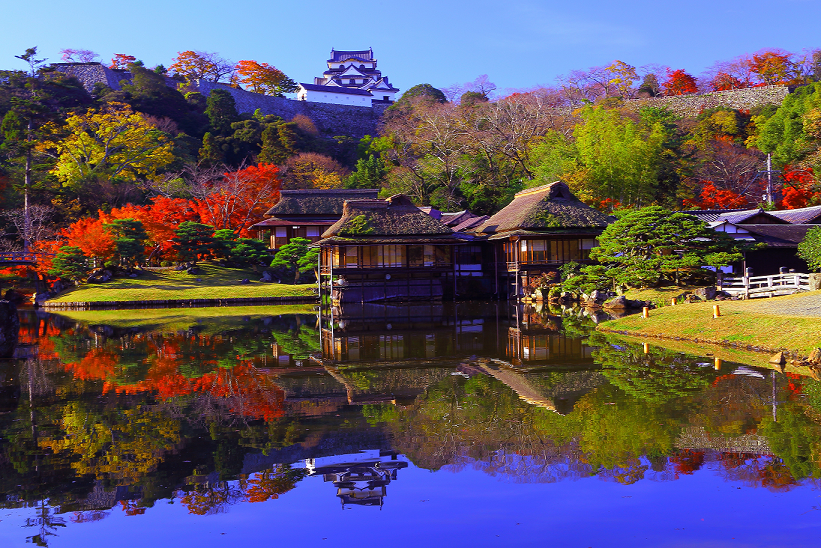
305, 450, 408, 508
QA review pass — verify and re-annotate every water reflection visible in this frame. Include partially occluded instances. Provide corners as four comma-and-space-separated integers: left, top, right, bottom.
1, 304, 820, 545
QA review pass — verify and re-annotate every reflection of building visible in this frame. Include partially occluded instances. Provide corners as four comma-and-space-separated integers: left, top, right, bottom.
305, 450, 408, 508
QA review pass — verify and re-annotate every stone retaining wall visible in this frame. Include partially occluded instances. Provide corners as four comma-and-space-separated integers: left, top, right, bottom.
625, 85, 790, 116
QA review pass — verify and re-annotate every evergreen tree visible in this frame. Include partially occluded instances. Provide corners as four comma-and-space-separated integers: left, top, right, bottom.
49, 246, 89, 283
171, 221, 215, 264
345, 154, 387, 189
104, 218, 148, 268
271, 237, 313, 283
204, 89, 239, 136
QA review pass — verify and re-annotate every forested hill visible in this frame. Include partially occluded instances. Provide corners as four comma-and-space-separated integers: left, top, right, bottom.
1, 46, 820, 257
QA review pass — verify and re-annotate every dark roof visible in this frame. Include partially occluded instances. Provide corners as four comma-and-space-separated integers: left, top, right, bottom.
328, 48, 375, 63
249, 218, 337, 228
452, 215, 489, 232
770, 205, 821, 224
299, 83, 373, 96
322, 195, 456, 239
264, 189, 379, 217
478, 181, 611, 234
684, 209, 748, 222
739, 224, 815, 247
686, 208, 787, 225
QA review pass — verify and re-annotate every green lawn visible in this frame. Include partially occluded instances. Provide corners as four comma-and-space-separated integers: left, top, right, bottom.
52, 304, 317, 332
46, 263, 316, 303
599, 290, 821, 357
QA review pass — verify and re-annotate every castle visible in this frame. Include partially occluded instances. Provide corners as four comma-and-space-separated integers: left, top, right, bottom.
296, 48, 399, 107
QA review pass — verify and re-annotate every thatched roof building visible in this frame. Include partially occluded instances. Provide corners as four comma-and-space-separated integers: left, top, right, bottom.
260, 189, 379, 220
320, 194, 469, 243
477, 181, 610, 238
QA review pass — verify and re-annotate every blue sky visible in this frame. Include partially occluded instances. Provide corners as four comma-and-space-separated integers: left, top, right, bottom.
2, 0, 819, 96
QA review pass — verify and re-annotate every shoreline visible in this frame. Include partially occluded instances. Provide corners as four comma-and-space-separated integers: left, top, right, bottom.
40, 295, 319, 310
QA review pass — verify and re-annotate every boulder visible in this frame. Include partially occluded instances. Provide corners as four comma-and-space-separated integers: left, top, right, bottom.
186, 266, 201, 275
0, 300, 19, 358
260, 271, 273, 282
769, 352, 786, 365
694, 286, 717, 301
87, 269, 113, 284
589, 290, 607, 303
809, 273, 821, 291
239, 278, 250, 285
809, 348, 821, 364
603, 296, 628, 309
3, 289, 24, 305
51, 279, 65, 294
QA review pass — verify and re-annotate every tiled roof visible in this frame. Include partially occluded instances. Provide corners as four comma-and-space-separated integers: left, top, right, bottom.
684, 208, 787, 225
738, 224, 815, 247
770, 205, 821, 224
478, 181, 611, 234
264, 189, 379, 217
299, 83, 373, 96
328, 48, 375, 62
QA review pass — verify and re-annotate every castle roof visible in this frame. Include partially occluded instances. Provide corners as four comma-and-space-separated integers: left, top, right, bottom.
477, 181, 611, 236
328, 48, 375, 63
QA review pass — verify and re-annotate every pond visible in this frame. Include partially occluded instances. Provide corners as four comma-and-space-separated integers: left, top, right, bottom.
0, 302, 819, 547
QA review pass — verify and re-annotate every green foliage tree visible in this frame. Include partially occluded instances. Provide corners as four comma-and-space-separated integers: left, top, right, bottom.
798, 226, 821, 271
345, 154, 387, 189
270, 237, 313, 284
49, 245, 89, 283
754, 82, 821, 174
589, 206, 744, 287
231, 238, 272, 266
204, 89, 239, 136
104, 218, 148, 268
171, 221, 215, 264
394, 83, 447, 105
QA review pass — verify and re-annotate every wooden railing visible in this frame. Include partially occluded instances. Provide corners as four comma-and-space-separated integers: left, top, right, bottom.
0, 251, 41, 264
718, 272, 811, 298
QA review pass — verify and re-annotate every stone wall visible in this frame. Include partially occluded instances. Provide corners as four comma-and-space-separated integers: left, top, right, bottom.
625, 85, 790, 116
195, 81, 386, 138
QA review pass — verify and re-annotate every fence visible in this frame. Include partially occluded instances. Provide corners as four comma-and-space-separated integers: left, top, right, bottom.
718, 272, 811, 298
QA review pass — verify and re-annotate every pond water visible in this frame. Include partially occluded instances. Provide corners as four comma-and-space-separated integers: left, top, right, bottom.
1, 302, 820, 547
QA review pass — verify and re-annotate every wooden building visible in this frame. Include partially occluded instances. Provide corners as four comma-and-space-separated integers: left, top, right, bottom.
476, 181, 611, 297
317, 194, 485, 303
250, 189, 379, 250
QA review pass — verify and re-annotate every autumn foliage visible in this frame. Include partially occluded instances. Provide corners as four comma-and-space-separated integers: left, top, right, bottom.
684, 182, 750, 209
662, 69, 699, 96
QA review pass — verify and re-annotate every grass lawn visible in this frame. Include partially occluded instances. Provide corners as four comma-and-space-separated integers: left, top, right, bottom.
622, 285, 707, 308
46, 263, 316, 303
599, 290, 821, 357
52, 304, 317, 332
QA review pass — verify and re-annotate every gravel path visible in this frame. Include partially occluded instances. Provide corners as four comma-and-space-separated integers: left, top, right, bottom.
735, 291, 821, 317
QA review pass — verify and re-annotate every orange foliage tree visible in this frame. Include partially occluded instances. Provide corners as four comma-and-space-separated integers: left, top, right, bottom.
110, 54, 136, 70
750, 50, 796, 85
779, 167, 820, 209
191, 163, 282, 235
60, 217, 116, 266
662, 69, 699, 95
684, 182, 749, 209
234, 60, 298, 96
169, 50, 233, 82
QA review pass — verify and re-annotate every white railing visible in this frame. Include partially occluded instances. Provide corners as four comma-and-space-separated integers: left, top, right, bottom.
718, 272, 811, 298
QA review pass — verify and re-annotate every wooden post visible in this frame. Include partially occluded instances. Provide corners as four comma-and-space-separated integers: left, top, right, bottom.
643, 343, 649, 354
642, 307, 650, 318
670, 298, 676, 306
714, 357, 722, 371
713, 304, 721, 318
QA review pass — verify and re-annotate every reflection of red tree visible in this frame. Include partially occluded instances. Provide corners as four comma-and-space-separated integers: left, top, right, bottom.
758, 459, 797, 491
62, 348, 119, 382
671, 449, 705, 476
119, 500, 146, 516
244, 466, 300, 503
784, 372, 804, 399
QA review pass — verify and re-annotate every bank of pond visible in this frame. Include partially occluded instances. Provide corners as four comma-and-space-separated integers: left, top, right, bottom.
1, 302, 820, 545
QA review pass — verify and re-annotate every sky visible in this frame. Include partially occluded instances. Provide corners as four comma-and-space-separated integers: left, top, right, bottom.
2, 0, 820, 97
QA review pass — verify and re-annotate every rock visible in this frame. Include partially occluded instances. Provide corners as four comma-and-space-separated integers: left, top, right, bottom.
559, 291, 574, 302
694, 286, 717, 301
87, 268, 113, 284
769, 352, 786, 366
195, 278, 202, 282
239, 279, 250, 285
51, 279, 65, 294
0, 300, 19, 358
260, 271, 273, 282
3, 289, 24, 305
531, 288, 543, 302
129, 273, 138, 278
603, 296, 628, 309
589, 290, 607, 303
186, 267, 201, 275
809, 348, 821, 364
809, 273, 821, 291
174, 264, 187, 271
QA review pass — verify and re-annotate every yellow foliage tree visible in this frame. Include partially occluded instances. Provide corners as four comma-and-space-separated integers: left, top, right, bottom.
38, 103, 175, 190
169, 50, 233, 82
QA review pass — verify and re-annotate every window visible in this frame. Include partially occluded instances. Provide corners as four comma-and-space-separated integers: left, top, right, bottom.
345, 246, 358, 268
306, 226, 321, 239
408, 245, 424, 267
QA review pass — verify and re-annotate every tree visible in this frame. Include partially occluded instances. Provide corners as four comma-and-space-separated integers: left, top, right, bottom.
589, 206, 745, 287
234, 60, 298, 97
171, 221, 215, 264
60, 216, 116, 266
110, 54, 136, 70
60, 49, 99, 63
231, 238, 272, 266
345, 154, 387, 188
205, 89, 239, 135
271, 237, 313, 284
754, 82, 821, 174
798, 226, 821, 272
49, 246, 89, 283
662, 69, 698, 95
38, 102, 175, 193
750, 50, 796, 85
15, 47, 47, 76
169, 51, 233, 83
104, 218, 148, 268
605, 60, 638, 98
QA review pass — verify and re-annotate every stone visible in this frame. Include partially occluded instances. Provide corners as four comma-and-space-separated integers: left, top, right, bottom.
694, 286, 717, 301
603, 296, 628, 309
86, 269, 113, 284
809, 348, 821, 364
0, 300, 19, 358
769, 352, 786, 365
129, 273, 138, 278
809, 273, 821, 291
3, 289, 24, 305
51, 279, 65, 294
260, 271, 273, 282
186, 267, 201, 275
589, 290, 607, 303
239, 279, 250, 285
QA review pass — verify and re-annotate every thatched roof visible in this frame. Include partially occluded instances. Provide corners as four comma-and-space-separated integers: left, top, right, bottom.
321, 195, 456, 240
264, 189, 380, 217
477, 181, 610, 235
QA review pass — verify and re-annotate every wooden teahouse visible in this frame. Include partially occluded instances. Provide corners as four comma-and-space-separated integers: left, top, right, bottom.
251, 189, 379, 250
317, 194, 485, 303
476, 181, 611, 297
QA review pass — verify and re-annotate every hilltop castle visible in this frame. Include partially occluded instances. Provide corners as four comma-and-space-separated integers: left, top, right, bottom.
297, 48, 399, 107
